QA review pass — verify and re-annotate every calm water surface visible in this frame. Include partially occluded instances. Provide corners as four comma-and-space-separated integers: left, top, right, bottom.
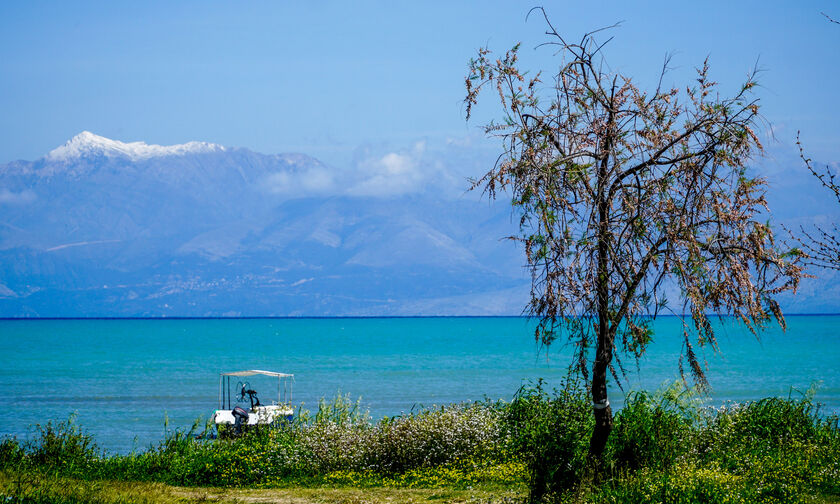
1, 316, 838, 453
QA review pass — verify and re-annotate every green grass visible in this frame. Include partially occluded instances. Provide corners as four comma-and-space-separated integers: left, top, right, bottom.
0, 472, 526, 503
1, 383, 838, 503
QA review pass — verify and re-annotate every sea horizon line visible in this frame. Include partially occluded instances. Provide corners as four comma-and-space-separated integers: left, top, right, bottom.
2, 313, 839, 321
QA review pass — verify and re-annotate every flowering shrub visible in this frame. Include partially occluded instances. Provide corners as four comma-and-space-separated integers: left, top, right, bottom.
73, 395, 514, 488
366, 402, 506, 473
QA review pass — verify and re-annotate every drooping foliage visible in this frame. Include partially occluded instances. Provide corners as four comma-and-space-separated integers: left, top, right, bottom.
464, 9, 802, 457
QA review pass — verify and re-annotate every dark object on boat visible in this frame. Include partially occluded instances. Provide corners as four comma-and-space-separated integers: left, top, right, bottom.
232, 406, 249, 434
238, 382, 261, 408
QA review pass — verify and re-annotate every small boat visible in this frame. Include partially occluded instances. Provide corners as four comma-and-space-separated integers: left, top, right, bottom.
212, 369, 294, 434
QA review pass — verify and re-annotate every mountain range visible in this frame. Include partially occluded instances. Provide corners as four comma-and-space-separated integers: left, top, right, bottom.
0, 132, 529, 317
2, 132, 838, 317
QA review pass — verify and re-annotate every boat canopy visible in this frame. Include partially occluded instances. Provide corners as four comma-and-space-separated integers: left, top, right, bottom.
218, 370, 294, 410
221, 370, 294, 378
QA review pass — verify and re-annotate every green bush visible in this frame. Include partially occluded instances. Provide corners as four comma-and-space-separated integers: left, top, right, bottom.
23, 416, 101, 478
504, 379, 593, 501
695, 394, 840, 493
593, 462, 755, 504
0, 436, 24, 469
591, 390, 839, 504
701, 397, 819, 455
606, 383, 698, 472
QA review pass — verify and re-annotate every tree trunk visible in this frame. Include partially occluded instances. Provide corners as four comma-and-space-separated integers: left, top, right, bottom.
590, 105, 615, 463
589, 267, 614, 460
589, 343, 613, 460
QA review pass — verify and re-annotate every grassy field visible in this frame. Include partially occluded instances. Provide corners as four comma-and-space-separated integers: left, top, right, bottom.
5, 472, 840, 504
0, 472, 525, 504
1, 381, 838, 503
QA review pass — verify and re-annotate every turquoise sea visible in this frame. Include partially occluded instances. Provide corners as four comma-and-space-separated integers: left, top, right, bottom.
1, 316, 838, 453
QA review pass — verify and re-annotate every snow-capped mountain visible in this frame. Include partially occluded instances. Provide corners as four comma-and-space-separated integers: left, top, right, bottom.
0, 132, 528, 317
46, 131, 225, 162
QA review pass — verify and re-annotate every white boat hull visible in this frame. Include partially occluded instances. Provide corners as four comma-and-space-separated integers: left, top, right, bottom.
213, 404, 293, 425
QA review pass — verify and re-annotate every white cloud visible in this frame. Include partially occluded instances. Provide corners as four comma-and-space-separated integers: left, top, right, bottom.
263, 166, 336, 196
259, 136, 494, 200
445, 135, 475, 148
347, 141, 428, 196
0, 189, 36, 205
290, 277, 314, 287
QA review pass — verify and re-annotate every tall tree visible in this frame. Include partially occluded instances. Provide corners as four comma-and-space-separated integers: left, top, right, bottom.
464, 10, 802, 461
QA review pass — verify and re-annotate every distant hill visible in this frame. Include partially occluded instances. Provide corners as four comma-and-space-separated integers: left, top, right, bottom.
0, 132, 529, 317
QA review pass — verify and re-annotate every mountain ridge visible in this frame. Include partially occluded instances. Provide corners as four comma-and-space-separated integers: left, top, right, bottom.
0, 132, 528, 317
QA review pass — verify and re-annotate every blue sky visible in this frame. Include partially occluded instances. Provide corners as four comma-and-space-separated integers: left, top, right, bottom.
1, 1, 838, 168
